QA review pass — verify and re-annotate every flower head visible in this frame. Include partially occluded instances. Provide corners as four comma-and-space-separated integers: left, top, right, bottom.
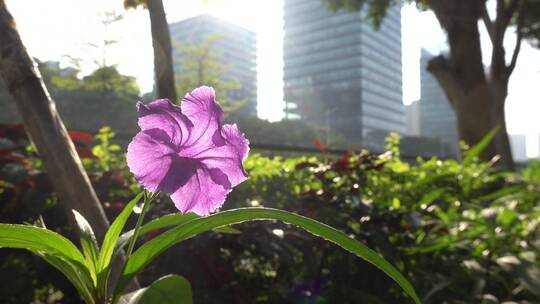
127, 86, 249, 215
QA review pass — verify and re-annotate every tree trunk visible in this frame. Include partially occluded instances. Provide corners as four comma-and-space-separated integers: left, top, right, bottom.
0, 0, 110, 240
147, 0, 177, 102
426, 0, 515, 170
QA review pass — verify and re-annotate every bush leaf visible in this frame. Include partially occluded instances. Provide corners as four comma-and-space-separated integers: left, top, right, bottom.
463, 127, 499, 165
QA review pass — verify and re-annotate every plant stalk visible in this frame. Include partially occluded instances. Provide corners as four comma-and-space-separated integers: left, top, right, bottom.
125, 191, 156, 258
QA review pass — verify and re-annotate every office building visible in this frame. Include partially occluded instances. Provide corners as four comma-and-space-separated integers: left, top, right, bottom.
405, 101, 421, 136
283, 0, 404, 150
510, 134, 528, 162
169, 14, 257, 116
418, 49, 458, 152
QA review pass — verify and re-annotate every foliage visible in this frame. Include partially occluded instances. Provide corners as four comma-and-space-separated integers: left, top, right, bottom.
0, 190, 418, 303
3, 125, 540, 303
322, 0, 540, 43
174, 34, 245, 114
227, 114, 325, 148
0, 128, 419, 303
0, 61, 140, 133
221, 135, 540, 303
0, 124, 99, 303
81, 66, 140, 98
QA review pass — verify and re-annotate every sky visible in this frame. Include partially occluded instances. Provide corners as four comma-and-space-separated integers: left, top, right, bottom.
5, 0, 540, 153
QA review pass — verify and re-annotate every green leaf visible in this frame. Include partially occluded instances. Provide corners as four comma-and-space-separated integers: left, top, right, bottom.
40, 253, 96, 304
97, 192, 143, 272
115, 208, 420, 303
496, 209, 517, 226
119, 275, 192, 304
0, 224, 87, 266
419, 188, 445, 206
96, 192, 143, 299
0, 224, 95, 303
73, 210, 100, 283
462, 127, 499, 165
117, 213, 240, 251
475, 185, 523, 203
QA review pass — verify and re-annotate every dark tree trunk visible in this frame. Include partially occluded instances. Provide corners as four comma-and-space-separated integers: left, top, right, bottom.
426, 0, 515, 170
147, 0, 177, 102
0, 0, 110, 240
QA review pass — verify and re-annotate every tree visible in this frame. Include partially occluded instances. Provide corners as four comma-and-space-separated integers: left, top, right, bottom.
124, 0, 177, 102
175, 34, 245, 113
81, 65, 140, 97
322, 0, 540, 170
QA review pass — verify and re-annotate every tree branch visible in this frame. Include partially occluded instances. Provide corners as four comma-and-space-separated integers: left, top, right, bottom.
491, 0, 522, 80
507, 0, 527, 77
426, 55, 463, 108
482, 4, 495, 44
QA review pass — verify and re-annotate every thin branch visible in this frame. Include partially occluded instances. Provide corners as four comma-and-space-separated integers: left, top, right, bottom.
507, 0, 527, 77
482, 4, 495, 44
491, 0, 509, 79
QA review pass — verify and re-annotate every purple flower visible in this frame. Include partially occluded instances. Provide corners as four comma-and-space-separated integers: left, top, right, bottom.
127, 86, 249, 215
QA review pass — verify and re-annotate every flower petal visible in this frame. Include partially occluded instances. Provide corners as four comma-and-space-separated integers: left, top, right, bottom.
170, 165, 231, 216
191, 124, 250, 187
181, 86, 225, 148
137, 99, 192, 146
126, 130, 175, 192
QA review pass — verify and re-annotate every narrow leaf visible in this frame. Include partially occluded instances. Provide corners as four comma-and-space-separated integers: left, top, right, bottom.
96, 192, 143, 299
73, 209, 100, 282
40, 253, 96, 304
115, 208, 420, 303
116, 213, 240, 251
138, 213, 241, 235
97, 192, 143, 272
463, 127, 499, 165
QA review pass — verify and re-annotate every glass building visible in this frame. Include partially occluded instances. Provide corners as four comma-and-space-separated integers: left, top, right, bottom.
418, 49, 458, 152
283, 0, 404, 150
169, 14, 257, 116
510, 134, 528, 162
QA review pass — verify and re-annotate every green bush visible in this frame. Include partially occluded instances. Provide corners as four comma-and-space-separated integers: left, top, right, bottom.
224, 134, 540, 303
2, 127, 540, 303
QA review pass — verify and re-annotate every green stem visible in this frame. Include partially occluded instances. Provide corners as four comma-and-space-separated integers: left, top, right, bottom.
125, 191, 156, 259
